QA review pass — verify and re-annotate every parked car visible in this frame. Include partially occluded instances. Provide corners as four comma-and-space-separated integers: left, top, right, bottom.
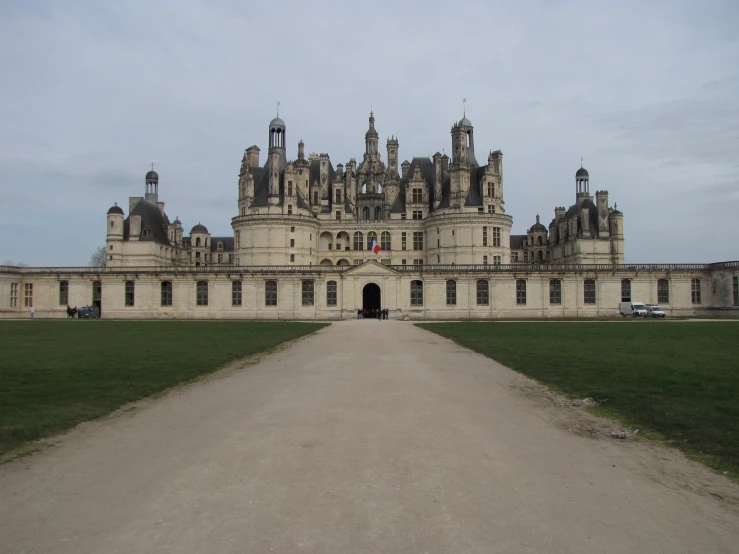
646, 304, 666, 318
619, 302, 648, 317
77, 305, 100, 319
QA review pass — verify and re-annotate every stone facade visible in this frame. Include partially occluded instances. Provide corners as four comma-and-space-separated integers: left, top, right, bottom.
1, 111, 737, 319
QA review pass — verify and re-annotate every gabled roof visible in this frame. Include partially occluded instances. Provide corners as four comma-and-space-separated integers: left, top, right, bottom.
123, 199, 171, 245
341, 260, 400, 276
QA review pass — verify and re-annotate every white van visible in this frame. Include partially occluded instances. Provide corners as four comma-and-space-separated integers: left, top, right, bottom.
619, 302, 647, 317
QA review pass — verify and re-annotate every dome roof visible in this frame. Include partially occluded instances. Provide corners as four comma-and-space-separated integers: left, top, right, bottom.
459, 117, 472, 127
576, 167, 589, 178
191, 223, 209, 234
107, 204, 124, 215
269, 117, 285, 128
146, 169, 159, 180
529, 222, 547, 232
173, 217, 181, 225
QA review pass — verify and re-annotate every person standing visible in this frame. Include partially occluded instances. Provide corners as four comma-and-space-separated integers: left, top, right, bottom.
29, 305, 35, 320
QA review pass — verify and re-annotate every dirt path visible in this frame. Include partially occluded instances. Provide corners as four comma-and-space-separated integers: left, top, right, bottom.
1, 321, 738, 553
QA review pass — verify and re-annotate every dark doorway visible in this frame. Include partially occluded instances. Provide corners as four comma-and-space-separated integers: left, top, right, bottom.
92, 280, 102, 317
362, 283, 381, 317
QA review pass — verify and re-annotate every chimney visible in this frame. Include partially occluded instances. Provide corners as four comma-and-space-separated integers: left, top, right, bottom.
157, 201, 165, 215
246, 146, 260, 168
401, 160, 410, 179
298, 140, 305, 160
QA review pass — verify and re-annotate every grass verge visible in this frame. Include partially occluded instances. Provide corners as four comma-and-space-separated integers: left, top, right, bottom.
0, 320, 327, 458
417, 321, 739, 477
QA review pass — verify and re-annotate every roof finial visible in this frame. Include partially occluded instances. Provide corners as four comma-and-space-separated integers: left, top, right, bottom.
150, 162, 155, 171
614, 202, 617, 210
580, 157, 583, 168
277, 101, 280, 118
463, 98, 466, 117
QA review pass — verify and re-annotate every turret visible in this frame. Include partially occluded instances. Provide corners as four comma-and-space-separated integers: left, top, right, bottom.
145, 168, 159, 203
386, 136, 399, 178
365, 112, 379, 157
106, 203, 124, 266
433, 152, 443, 209
298, 140, 305, 160
576, 165, 590, 202
451, 116, 478, 167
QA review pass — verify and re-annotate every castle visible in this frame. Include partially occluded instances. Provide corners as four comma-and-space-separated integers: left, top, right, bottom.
1, 112, 737, 319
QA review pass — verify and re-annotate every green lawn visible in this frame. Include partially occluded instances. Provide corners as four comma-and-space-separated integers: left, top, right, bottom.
417, 321, 739, 475
0, 321, 328, 458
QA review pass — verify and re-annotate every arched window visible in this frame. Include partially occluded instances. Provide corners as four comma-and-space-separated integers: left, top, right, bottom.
363, 206, 370, 220
621, 279, 631, 302
374, 206, 382, 220
353, 231, 363, 251
537, 236, 543, 246
476, 280, 489, 306
327, 280, 337, 306
537, 251, 543, 261
381, 231, 391, 251
196, 281, 208, 306
446, 280, 456, 305
410, 280, 423, 306
161, 281, 173, 306
265, 280, 278, 306
367, 231, 377, 250
195, 237, 201, 247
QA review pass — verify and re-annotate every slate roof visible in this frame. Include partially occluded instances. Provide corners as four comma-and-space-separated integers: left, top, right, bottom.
210, 237, 235, 252
510, 235, 527, 250
123, 199, 171, 245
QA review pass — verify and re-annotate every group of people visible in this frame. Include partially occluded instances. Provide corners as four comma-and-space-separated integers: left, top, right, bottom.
357, 308, 389, 320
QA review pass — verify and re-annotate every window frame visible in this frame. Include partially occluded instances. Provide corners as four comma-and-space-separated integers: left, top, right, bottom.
265, 280, 278, 306
516, 279, 526, 305
232, 280, 242, 307
327, 280, 337, 306
476, 280, 489, 306
412, 231, 423, 251
125, 280, 135, 307
621, 279, 631, 302
410, 280, 424, 306
302, 280, 314, 306
59, 280, 69, 305
24, 283, 33, 308
353, 231, 363, 251
657, 279, 669, 304
161, 281, 173, 306
493, 227, 501, 247
196, 280, 208, 306
549, 279, 562, 304
446, 280, 457, 306
691, 278, 701, 304
381, 231, 391, 251
584, 279, 596, 305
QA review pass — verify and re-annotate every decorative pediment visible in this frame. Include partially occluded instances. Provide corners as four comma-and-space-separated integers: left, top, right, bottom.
342, 260, 400, 276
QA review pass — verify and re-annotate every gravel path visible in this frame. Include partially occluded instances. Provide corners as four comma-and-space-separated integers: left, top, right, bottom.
1, 320, 738, 553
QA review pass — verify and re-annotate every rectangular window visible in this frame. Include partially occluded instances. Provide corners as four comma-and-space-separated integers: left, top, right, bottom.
291, 226, 295, 232
493, 227, 501, 247
354, 259, 362, 265
161, 281, 173, 306
287, 205, 293, 215
413, 231, 423, 250
493, 255, 501, 266
232, 280, 242, 307
412, 188, 423, 203
381, 232, 391, 251
218, 253, 223, 263
353, 232, 363, 251
487, 182, 494, 197
290, 254, 295, 263
327, 280, 337, 306
287, 181, 293, 196
446, 280, 456, 305
402, 259, 407, 265
621, 279, 631, 302
401, 213, 407, 220
24, 283, 33, 308
290, 238, 295, 248
482, 226, 488, 246
196, 281, 208, 306
10, 283, 18, 307
265, 280, 278, 306
524, 252, 528, 262
412, 210, 423, 220
511, 252, 519, 262
410, 280, 423, 306
476, 280, 489, 305
125, 281, 135, 307
487, 204, 494, 214
657, 279, 669, 304
413, 259, 424, 265
336, 189, 341, 203
516, 279, 526, 305
302, 280, 314, 306
336, 211, 341, 220
584, 279, 596, 304
59, 280, 69, 305
381, 258, 391, 265
401, 232, 407, 250
483, 255, 488, 265
229, 254, 234, 264
549, 279, 561, 304
733, 276, 738, 306
691, 278, 701, 304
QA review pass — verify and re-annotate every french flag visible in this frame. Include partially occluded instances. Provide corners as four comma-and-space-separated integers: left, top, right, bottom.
372, 239, 381, 255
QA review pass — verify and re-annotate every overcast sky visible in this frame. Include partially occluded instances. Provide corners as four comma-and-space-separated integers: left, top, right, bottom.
1, 0, 738, 265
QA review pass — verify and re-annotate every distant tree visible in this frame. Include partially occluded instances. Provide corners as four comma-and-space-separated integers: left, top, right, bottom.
3, 260, 29, 267
89, 246, 107, 267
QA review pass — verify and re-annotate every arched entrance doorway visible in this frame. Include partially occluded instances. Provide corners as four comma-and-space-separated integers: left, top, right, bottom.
362, 283, 381, 317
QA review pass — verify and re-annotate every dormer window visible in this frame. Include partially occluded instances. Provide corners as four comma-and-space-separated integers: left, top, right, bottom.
217, 242, 224, 251
142, 228, 149, 238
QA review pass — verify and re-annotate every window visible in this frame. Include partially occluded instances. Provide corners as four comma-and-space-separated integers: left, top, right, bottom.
691, 279, 701, 304
161, 281, 173, 306
302, 280, 314, 306
217, 242, 224, 251
511, 252, 519, 262
488, 204, 494, 214
290, 239, 295, 248
413, 231, 423, 250
584, 279, 596, 304
524, 252, 528, 262
59, 281, 69, 305
412, 210, 423, 220
549, 279, 561, 304
195, 237, 201, 247
291, 226, 295, 233
336, 211, 341, 220
10, 283, 18, 307
487, 182, 494, 197
24, 283, 33, 308
287, 181, 293, 196
413, 259, 424, 265
196, 281, 208, 306
493, 227, 501, 247
336, 189, 341, 203
363, 206, 370, 220
402, 259, 407, 265
412, 188, 423, 203
353, 231, 363, 251
232, 280, 242, 306
401, 232, 407, 250
218, 253, 223, 263
516, 280, 526, 305
401, 213, 407, 220
483, 255, 488, 265
265, 280, 278, 306
476, 280, 489, 305
482, 227, 488, 246
229, 254, 234, 264
381, 231, 391, 251
125, 281, 135, 306
367, 232, 377, 250
290, 254, 295, 262
446, 280, 457, 305
313, 191, 318, 204
381, 258, 391, 265
354, 259, 362, 265
109, 244, 113, 250
621, 279, 631, 302
287, 205, 292, 215
410, 280, 423, 306
657, 279, 669, 304
327, 280, 337, 306
375, 206, 382, 220
734, 276, 738, 306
